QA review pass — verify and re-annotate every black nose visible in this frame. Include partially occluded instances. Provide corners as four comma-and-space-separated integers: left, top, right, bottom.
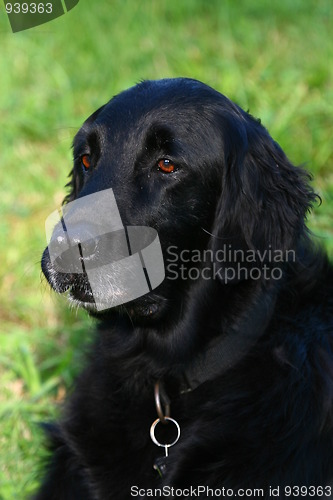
47, 222, 97, 274
48, 222, 130, 274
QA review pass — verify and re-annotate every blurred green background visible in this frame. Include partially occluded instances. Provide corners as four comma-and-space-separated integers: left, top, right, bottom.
0, 0, 332, 497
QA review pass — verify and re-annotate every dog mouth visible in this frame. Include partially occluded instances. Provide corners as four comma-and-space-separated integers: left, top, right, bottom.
42, 253, 164, 318
67, 281, 96, 307
66, 280, 165, 321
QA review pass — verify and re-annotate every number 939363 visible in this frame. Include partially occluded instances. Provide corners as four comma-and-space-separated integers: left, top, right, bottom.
5, 3, 53, 14
284, 485, 332, 497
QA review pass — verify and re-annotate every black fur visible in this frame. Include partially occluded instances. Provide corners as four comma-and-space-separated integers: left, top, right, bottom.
37, 78, 333, 499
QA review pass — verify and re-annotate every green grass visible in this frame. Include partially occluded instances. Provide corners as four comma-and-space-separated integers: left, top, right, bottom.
0, 0, 332, 497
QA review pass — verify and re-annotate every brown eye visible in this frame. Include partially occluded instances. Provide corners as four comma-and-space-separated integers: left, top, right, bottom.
157, 159, 175, 173
81, 154, 91, 170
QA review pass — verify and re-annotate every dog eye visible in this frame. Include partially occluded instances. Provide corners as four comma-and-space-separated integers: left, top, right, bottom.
157, 159, 176, 174
81, 154, 92, 170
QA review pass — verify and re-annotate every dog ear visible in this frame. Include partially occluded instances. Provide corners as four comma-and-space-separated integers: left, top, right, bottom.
210, 111, 318, 282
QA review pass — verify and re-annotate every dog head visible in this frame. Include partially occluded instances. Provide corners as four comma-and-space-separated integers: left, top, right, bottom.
42, 78, 316, 324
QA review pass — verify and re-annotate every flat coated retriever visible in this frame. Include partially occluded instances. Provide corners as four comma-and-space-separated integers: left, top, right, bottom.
37, 78, 333, 499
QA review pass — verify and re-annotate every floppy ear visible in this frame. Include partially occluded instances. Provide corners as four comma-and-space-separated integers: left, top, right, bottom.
210, 111, 317, 281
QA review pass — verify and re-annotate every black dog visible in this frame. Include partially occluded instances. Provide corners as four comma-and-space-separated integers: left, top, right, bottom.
37, 78, 333, 499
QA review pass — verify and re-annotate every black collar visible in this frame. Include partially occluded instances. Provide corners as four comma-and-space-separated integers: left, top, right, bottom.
179, 283, 277, 393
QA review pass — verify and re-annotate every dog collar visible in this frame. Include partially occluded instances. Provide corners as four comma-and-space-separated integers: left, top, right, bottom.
180, 285, 277, 392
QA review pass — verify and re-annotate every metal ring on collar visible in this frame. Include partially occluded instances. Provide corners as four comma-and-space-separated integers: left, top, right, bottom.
150, 417, 181, 453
